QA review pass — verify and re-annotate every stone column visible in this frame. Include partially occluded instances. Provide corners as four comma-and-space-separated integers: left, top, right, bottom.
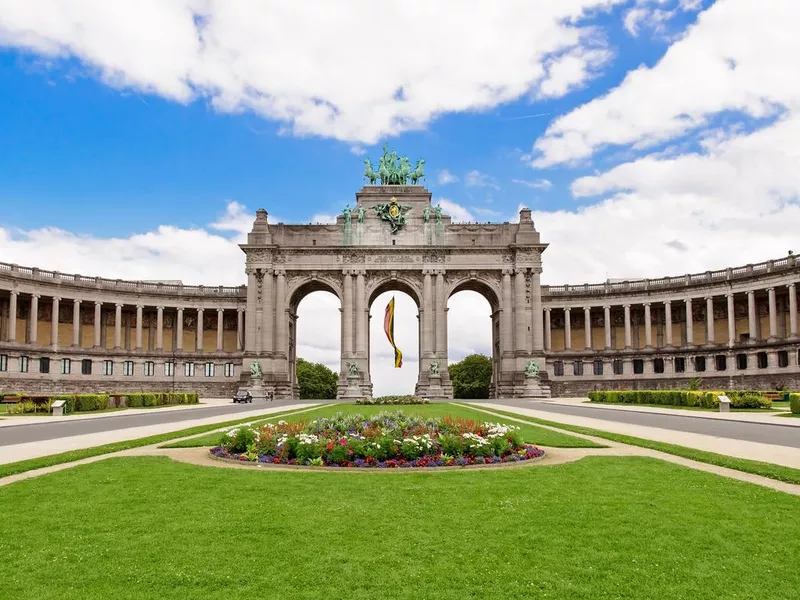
564, 307, 572, 351
73, 299, 82, 347
583, 307, 592, 350
422, 271, 433, 357
355, 271, 366, 355
7, 291, 17, 342
114, 303, 122, 349
706, 296, 715, 345
217, 308, 224, 351
767, 287, 778, 341
436, 271, 447, 356
275, 270, 287, 355
196, 308, 204, 352
155, 306, 164, 350
664, 300, 673, 347
29, 294, 39, 344
94, 301, 102, 347
544, 308, 552, 351
51, 296, 60, 349
643, 302, 652, 348
500, 270, 513, 355
342, 271, 353, 356
531, 270, 544, 352
623, 304, 632, 349
237, 308, 244, 351
176, 307, 184, 350
135, 304, 143, 350
726, 293, 736, 347
789, 283, 798, 339
263, 270, 274, 352
684, 298, 693, 346
514, 270, 529, 353
747, 290, 757, 342
603, 305, 611, 349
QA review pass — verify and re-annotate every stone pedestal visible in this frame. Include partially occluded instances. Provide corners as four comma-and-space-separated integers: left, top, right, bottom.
423, 373, 448, 400
338, 374, 364, 400
247, 377, 267, 401
517, 375, 552, 399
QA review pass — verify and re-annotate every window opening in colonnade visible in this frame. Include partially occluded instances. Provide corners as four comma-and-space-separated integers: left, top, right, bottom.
293, 290, 341, 399
369, 291, 418, 397
447, 290, 495, 399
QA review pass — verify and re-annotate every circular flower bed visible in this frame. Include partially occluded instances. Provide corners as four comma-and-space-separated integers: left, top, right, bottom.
210, 411, 544, 468
355, 395, 430, 405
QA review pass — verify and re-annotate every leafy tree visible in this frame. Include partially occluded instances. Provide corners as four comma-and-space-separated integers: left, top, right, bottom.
296, 359, 338, 399
447, 354, 493, 399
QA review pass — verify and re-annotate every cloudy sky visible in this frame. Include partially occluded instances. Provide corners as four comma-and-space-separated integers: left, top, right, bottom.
1, 0, 798, 393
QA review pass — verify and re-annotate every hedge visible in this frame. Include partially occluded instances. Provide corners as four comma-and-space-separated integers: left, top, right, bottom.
790, 393, 800, 414
587, 390, 773, 409
3, 392, 199, 414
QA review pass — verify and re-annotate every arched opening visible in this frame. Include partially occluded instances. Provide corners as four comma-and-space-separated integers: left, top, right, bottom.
448, 281, 500, 398
368, 280, 420, 397
290, 282, 341, 399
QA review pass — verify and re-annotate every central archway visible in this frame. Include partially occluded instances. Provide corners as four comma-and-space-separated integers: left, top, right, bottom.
367, 277, 421, 397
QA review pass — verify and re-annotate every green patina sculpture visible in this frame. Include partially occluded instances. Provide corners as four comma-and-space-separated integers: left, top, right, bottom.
357, 205, 366, 224
250, 361, 262, 379
429, 360, 440, 376
343, 205, 352, 225
370, 143, 425, 185
525, 359, 539, 378
423, 205, 431, 223
347, 362, 359, 376
373, 197, 412, 234
434, 205, 443, 225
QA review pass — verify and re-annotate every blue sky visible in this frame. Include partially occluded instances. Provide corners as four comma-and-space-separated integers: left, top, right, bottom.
0, 2, 708, 237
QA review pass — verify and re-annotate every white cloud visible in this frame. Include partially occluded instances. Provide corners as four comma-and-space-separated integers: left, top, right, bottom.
349, 145, 367, 156
532, 0, 800, 167
464, 170, 500, 190
309, 213, 337, 224
537, 45, 612, 99
0, 0, 627, 144
437, 169, 459, 185
471, 207, 503, 218
437, 198, 474, 223
513, 178, 553, 190
624, 0, 705, 37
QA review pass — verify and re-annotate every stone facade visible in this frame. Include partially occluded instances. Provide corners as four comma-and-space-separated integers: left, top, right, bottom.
1, 184, 799, 398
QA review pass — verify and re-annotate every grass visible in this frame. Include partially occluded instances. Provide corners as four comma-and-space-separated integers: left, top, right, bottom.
467, 405, 800, 485
0, 406, 315, 480
162, 402, 603, 449
0, 455, 797, 599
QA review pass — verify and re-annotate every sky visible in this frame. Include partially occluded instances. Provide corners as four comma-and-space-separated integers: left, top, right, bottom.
1, 0, 799, 394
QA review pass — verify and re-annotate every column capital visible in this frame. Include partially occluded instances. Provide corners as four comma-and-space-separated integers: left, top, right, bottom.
704, 296, 713, 301
603, 304, 610, 310
766, 286, 774, 292
684, 297, 692, 304
564, 306, 571, 313
156, 305, 164, 311
788, 282, 796, 289
136, 303, 143, 309
501, 268, 514, 276
643, 301, 651, 307
623, 303, 631, 309
73, 298, 81, 305
583, 306, 591, 312
725, 292, 734, 298
544, 307, 552, 313
747, 289, 755, 296
197, 306, 204, 312
663, 299, 672, 305
9, 290, 18, 297
237, 307, 245, 313
30, 293, 41, 299
217, 307, 224, 313
274, 269, 286, 277
177, 306, 184, 312
52, 296, 61, 302
94, 299, 102, 306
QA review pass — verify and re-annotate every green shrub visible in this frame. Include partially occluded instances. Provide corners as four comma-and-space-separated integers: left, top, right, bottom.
790, 393, 800, 414
587, 389, 773, 409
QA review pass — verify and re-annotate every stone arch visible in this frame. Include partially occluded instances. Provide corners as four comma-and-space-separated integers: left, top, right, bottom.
366, 274, 422, 308
287, 276, 342, 398
446, 273, 502, 397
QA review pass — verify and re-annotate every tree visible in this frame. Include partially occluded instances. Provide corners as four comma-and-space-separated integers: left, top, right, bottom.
296, 359, 338, 399
447, 354, 493, 399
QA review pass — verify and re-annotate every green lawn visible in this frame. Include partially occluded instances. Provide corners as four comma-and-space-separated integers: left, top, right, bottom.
162, 402, 603, 449
470, 405, 800, 485
0, 455, 797, 599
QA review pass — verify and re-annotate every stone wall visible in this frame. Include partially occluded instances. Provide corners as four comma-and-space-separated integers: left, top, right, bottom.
0, 378, 238, 398
548, 373, 800, 397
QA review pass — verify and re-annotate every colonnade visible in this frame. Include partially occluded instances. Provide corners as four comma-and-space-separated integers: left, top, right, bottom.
2, 291, 244, 353
544, 284, 799, 352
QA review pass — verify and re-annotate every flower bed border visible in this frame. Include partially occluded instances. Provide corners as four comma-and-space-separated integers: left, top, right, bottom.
208, 445, 546, 471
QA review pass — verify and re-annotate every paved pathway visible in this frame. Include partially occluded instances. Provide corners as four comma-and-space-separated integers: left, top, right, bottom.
0, 402, 324, 464
0, 398, 328, 447
467, 398, 800, 449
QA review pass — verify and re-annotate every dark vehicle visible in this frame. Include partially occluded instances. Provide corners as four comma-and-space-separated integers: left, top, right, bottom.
233, 391, 253, 403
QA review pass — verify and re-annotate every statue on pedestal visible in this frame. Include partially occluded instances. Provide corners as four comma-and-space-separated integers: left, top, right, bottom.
357, 206, 366, 224
342, 205, 352, 226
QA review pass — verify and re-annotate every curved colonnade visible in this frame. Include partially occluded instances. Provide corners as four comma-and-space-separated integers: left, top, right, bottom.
1, 254, 798, 397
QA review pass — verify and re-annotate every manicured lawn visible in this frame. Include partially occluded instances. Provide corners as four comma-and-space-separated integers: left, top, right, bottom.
470, 405, 800, 485
162, 402, 602, 449
0, 455, 797, 599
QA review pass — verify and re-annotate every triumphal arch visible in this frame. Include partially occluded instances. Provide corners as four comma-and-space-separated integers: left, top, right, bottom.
240, 146, 550, 400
